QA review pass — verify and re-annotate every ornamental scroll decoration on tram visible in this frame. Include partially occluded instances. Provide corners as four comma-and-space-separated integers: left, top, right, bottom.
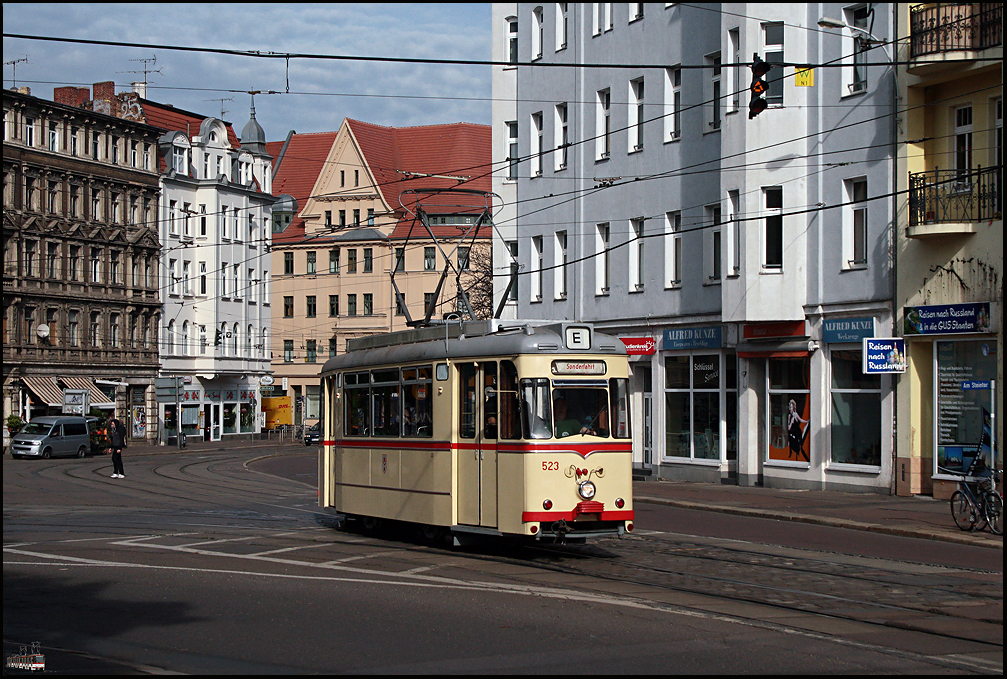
903, 302, 993, 335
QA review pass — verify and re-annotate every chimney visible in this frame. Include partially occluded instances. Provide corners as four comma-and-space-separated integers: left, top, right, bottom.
54, 86, 91, 107
92, 81, 115, 102
131, 81, 147, 99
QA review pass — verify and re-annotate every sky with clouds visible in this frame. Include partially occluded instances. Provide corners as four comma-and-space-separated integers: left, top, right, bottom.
3, 3, 492, 140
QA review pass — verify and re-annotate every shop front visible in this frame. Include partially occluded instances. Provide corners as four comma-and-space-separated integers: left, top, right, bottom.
899, 302, 1000, 499
159, 378, 261, 444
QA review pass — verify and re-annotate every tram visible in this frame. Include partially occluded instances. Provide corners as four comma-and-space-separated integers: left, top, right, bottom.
318, 319, 635, 544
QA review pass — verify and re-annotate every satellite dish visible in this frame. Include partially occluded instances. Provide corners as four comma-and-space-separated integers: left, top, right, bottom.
36, 324, 50, 339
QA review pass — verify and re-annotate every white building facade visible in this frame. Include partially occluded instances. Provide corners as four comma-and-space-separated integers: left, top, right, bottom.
157, 104, 276, 442
492, 3, 897, 492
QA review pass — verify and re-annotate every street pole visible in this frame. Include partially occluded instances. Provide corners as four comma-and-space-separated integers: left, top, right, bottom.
175, 375, 182, 450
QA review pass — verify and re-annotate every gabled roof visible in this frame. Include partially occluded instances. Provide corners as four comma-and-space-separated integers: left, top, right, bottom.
268, 131, 339, 239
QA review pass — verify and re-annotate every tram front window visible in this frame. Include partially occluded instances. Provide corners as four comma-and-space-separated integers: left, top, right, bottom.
552, 387, 609, 438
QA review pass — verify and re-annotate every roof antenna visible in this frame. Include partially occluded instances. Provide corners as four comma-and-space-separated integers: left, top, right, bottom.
4, 55, 29, 88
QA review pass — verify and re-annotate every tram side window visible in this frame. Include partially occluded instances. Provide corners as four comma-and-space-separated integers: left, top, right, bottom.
371, 369, 400, 436
345, 372, 370, 436
610, 378, 631, 439
402, 365, 433, 437
521, 378, 552, 439
499, 361, 520, 439
459, 363, 477, 439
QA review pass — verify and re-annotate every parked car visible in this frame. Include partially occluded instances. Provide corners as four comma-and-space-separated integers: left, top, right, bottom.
304, 423, 320, 446
10, 416, 92, 459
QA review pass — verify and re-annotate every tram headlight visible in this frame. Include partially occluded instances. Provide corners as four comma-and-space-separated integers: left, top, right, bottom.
577, 480, 596, 500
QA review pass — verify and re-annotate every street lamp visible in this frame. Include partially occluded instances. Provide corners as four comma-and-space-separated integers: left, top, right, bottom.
817, 15, 891, 59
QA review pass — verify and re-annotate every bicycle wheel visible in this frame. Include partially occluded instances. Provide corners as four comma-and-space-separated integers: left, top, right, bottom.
983, 492, 1003, 535
950, 491, 976, 531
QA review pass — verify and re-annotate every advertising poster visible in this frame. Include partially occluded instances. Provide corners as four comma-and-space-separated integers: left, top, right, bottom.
936, 340, 997, 474
131, 405, 146, 439
769, 393, 810, 462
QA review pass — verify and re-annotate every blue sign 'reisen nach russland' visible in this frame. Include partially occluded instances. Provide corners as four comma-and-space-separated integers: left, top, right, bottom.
862, 338, 907, 374
903, 302, 992, 335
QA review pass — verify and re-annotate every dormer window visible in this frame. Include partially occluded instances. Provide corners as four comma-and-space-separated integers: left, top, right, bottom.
209, 131, 217, 142
173, 145, 187, 174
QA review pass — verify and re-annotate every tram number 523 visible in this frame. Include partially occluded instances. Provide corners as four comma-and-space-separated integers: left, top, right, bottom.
542, 460, 560, 471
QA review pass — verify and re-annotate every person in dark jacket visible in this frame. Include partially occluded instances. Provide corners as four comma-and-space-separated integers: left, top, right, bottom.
109, 418, 126, 478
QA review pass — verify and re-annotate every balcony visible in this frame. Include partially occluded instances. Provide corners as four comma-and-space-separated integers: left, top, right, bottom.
909, 3, 1002, 74
908, 166, 1002, 237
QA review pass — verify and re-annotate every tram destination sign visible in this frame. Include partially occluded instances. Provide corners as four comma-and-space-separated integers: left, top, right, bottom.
862, 338, 906, 374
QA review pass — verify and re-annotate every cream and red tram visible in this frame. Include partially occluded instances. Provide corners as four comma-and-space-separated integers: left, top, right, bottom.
318, 320, 634, 543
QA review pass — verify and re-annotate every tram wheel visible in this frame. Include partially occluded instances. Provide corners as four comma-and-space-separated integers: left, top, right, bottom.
360, 516, 382, 535
419, 524, 447, 545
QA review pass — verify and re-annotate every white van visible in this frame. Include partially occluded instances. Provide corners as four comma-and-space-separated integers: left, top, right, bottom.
10, 416, 92, 459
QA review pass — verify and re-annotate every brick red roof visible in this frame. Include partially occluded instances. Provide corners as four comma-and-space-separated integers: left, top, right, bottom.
138, 99, 241, 146
268, 131, 339, 242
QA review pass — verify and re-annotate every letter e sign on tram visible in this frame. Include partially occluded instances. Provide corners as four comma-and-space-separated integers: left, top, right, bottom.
565, 326, 592, 351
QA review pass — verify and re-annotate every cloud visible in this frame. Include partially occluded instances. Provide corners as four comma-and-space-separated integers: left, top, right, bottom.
3, 3, 491, 138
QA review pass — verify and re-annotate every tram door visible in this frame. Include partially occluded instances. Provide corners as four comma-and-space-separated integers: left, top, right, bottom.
457, 362, 498, 527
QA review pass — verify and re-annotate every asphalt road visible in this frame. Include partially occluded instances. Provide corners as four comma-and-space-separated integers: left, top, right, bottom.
4, 448, 1002, 674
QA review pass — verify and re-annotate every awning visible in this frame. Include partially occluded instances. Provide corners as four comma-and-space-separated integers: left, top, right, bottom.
22, 376, 64, 407
59, 377, 116, 408
736, 340, 814, 358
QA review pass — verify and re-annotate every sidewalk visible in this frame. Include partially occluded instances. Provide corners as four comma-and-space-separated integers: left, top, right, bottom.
122, 436, 1002, 550
634, 478, 1003, 550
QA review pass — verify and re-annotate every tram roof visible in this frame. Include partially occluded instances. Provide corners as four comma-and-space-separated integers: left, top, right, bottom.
321, 320, 627, 373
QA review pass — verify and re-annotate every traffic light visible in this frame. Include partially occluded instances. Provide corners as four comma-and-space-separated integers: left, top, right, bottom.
214, 329, 222, 347
749, 57, 772, 119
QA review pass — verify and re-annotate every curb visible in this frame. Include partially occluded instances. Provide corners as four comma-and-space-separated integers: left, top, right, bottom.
635, 496, 1004, 550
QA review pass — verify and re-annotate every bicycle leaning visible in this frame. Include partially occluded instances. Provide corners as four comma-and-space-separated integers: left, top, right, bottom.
946, 457, 1003, 535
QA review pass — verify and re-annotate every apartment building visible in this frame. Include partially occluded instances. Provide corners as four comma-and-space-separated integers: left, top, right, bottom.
269, 119, 492, 426
492, 3, 898, 492
894, 3, 1002, 498
3, 86, 163, 443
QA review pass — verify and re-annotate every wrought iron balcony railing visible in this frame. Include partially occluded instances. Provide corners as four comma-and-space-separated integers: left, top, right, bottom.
908, 165, 1002, 227
910, 3, 1002, 58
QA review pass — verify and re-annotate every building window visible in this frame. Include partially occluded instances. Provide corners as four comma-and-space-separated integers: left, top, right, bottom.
665, 212, 682, 286
329, 294, 339, 317
90, 248, 102, 282
329, 249, 339, 273
24, 117, 35, 146
339, 210, 346, 227
69, 246, 80, 282
306, 250, 316, 274
284, 251, 294, 275
708, 53, 722, 130
764, 187, 783, 269
629, 2, 643, 22
367, 208, 374, 226
763, 23, 784, 106
306, 295, 317, 318
48, 121, 58, 151
728, 190, 741, 276
554, 230, 568, 299
507, 241, 519, 301
363, 248, 373, 273
954, 105, 973, 179
347, 249, 357, 273
221, 205, 229, 239
666, 67, 682, 141
665, 354, 727, 461
395, 292, 407, 316
199, 261, 207, 295
90, 311, 101, 347
531, 235, 543, 301
728, 28, 741, 112
554, 103, 568, 171
199, 204, 207, 236
424, 292, 435, 316
845, 178, 868, 267
848, 5, 871, 93
531, 112, 543, 176
768, 356, 811, 462
706, 205, 722, 281
507, 16, 519, 64
532, 6, 544, 59
555, 3, 568, 51
596, 89, 611, 159
68, 310, 79, 346
629, 78, 645, 151
830, 349, 881, 465
629, 218, 645, 290
173, 145, 187, 174
363, 293, 373, 315
424, 247, 436, 271
596, 223, 610, 294
353, 209, 360, 226
283, 296, 293, 318
306, 339, 317, 363
329, 337, 338, 357
284, 339, 293, 363
46, 243, 59, 279
347, 294, 357, 316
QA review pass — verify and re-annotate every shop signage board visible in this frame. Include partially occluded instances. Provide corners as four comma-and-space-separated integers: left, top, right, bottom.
862, 338, 906, 374
742, 320, 806, 340
823, 317, 875, 343
663, 326, 723, 350
620, 337, 657, 355
903, 302, 994, 335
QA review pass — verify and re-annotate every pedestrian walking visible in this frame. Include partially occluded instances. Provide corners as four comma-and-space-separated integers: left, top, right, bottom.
109, 417, 126, 478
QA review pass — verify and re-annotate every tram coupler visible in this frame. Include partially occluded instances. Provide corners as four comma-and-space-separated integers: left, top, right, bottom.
549, 519, 572, 544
